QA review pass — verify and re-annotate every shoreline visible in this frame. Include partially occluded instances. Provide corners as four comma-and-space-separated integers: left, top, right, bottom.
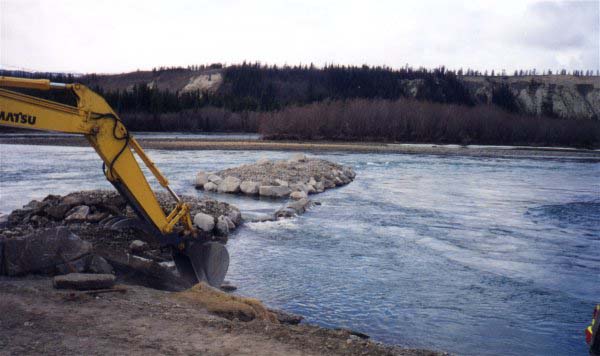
1, 135, 599, 161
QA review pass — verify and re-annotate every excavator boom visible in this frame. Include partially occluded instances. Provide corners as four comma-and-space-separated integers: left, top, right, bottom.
0, 76, 228, 287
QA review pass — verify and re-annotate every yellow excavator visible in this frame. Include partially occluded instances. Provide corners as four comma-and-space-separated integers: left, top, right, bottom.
0, 76, 229, 287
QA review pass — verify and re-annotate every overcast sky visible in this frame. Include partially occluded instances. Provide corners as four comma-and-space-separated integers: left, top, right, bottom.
1, 0, 598, 74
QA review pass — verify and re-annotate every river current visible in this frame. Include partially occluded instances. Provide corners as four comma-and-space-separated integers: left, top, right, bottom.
0, 143, 598, 355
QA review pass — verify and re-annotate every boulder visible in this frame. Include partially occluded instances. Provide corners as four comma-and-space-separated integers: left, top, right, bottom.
223, 216, 235, 229
256, 158, 271, 165
60, 194, 85, 207
259, 185, 292, 198
55, 255, 88, 275
0, 213, 8, 228
323, 179, 336, 189
275, 207, 297, 219
204, 182, 218, 192
288, 153, 307, 162
288, 198, 311, 214
226, 209, 242, 226
129, 240, 149, 254
53, 273, 116, 290
64, 205, 90, 222
274, 179, 289, 187
314, 181, 325, 193
208, 174, 223, 184
215, 216, 230, 236
195, 172, 209, 188
306, 184, 316, 194
44, 204, 70, 220
289, 182, 308, 192
290, 191, 308, 200
217, 176, 241, 193
86, 212, 108, 223
3, 227, 92, 276
240, 181, 260, 195
88, 255, 114, 274
193, 213, 215, 232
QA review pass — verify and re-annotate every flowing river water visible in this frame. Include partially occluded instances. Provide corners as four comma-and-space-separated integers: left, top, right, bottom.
0, 142, 598, 355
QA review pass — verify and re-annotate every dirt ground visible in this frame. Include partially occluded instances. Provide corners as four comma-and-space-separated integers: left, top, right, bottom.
0, 276, 443, 356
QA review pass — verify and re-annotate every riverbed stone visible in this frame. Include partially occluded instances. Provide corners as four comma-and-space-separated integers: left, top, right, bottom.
226, 209, 242, 226
240, 181, 260, 195
55, 255, 88, 275
288, 153, 307, 162
274, 179, 289, 187
259, 186, 292, 198
215, 216, 230, 236
208, 174, 223, 185
129, 240, 149, 254
195, 172, 209, 188
314, 181, 325, 192
217, 176, 241, 194
3, 227, 92, 276
204, 182, 218, 192
64, 205, 90, 222
44, 204, 70, 220
53, 273, 116, 290
193, 213, 215, 232
88, 255, 114, 274
290, 191, 308, 200
256, 158, 271, 165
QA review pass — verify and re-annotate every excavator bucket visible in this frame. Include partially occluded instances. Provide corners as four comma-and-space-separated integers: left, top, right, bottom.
173, 241, 229, 287
110, 181, 229, 288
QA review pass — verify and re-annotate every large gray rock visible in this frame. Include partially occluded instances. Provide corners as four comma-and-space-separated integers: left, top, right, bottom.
226, 209, 242, 226
288, 153, 307, 162
193, 212, 215, 232
217, 176, 241, 193
290, 191, 308, 200
259, 185, 292, 198
64, 205, 90, 222
129, 240, 149, 254
208, 174, 223, 184
53, 273, 115, 290
44, 204, 70, 220
55, 255, 88, 275
314, 181, 325, 193
203, 182, 218, 192
87, 255, 114, 274
215, 216, 230, 236
3, 227, 92, 276
240, 181, 260, 195
195, 172, 209, 188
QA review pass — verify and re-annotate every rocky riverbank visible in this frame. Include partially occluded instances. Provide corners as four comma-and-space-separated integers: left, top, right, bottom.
0, 190, 444, 355
0, 190, 240, 288
195, 153, 356, 200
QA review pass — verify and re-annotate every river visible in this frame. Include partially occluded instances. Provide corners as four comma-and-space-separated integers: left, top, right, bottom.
0, 143, 598, 355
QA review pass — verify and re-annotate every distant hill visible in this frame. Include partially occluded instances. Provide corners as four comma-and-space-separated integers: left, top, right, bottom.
2, 64, 599, 120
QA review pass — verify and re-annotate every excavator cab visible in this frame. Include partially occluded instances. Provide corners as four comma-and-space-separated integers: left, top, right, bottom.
0, 76, 229, 287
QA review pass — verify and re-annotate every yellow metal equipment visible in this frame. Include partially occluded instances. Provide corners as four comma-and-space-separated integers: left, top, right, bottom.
0, 76, 228, 287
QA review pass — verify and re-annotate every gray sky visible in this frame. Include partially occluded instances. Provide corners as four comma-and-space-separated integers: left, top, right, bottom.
1, 0, 598, 74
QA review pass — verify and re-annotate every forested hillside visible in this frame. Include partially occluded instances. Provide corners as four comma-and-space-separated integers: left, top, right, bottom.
1, 64, 599, 147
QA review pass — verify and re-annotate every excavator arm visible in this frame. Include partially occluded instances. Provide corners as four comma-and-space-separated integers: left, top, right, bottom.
0, 76, 228, 287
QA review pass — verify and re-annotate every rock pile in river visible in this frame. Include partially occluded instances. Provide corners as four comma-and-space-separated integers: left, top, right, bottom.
195, 153, 356, 199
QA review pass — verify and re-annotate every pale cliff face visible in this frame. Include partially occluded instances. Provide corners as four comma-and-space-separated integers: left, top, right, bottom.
463, 76, 600, 120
